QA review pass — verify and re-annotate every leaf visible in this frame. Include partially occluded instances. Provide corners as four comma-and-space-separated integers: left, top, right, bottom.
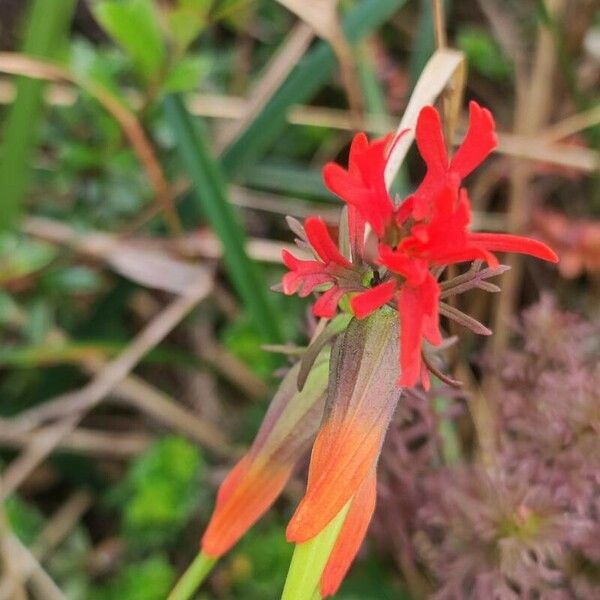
162, 55, 207, 93
94, 0, 165, 83
220, 0, 408, 178
0, 0, 77, 230
167, 7, 208, 55
113, 436, 205, 547
163, 94, 284, 343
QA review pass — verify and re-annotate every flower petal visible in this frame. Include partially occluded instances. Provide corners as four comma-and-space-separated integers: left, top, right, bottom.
320, 471, 377, 597
450, 101, 497, 179
350, 280, 397, 319
304, 217, 351, 267
468, 233, 559, 263
202, 357, 329, 557
313, 285, 346, 318
281, 249, 332, 297
398, 273, 441, 387
322, 133, 395, 237
287, 312, 401, 543
412, 105, 449, 219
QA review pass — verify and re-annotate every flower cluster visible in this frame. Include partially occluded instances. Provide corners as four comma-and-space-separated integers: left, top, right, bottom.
195, 103, 559, 599
281, 101, 558, 388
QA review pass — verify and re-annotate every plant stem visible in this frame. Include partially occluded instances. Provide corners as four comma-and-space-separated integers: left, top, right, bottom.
167, 552, 216, 600
281, 503, 350, 600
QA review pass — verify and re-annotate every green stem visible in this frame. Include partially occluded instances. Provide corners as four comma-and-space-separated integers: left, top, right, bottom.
281, 503, 350, 600
167, 552, 216, 600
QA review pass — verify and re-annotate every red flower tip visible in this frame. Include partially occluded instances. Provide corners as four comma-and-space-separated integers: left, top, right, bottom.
350, 280, 397, 319
304, 217, 351, 268
322, 132, 395, 237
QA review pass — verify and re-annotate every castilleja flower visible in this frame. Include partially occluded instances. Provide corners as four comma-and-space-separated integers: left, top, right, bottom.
195, 102, 558, 598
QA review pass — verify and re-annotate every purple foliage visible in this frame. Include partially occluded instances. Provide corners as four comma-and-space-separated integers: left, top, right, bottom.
374, 296, 600, 599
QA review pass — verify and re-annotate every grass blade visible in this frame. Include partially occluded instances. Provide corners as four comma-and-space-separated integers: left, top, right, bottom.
163, 94, 283, 343
221, 0, 408, 178
0, 0, 77, 230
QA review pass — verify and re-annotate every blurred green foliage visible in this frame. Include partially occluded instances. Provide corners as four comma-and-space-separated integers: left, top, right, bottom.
457, 26, 513, 81
90, 556, 176, 600
109, 436, 206, 548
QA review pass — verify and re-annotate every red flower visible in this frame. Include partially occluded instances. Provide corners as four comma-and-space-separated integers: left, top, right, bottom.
412, 101, 496, 220
323, 132, 394, 238
351, 182, 558, 388
281, 216, 357, 318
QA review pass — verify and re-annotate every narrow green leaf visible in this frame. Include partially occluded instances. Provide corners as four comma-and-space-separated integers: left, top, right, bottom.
0, 0, 77, 230
163, 94, 283, 343
281, 503, 350, 600
94, 0, 165, 82
221, 0, 408, 178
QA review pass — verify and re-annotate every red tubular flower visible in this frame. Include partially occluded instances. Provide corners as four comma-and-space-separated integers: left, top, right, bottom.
323, 132, 395, 237
412, 101, 497, 219
281, 216, 355, 318
349, 181, 557, 388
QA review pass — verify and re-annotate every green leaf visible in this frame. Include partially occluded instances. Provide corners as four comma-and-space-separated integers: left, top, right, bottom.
91, 556, 175, 600
167, 7, 208, 54
94, 0, 165, 83
0, 0, 77, 230
0, 233, 57, 284
110, 436, 205, 548
457, 26, 513, 81
163, 94, 284, 344
220, 0, 408, 178
163, 55, 208, 93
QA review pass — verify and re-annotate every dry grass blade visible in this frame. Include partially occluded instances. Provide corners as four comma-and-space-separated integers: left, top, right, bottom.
0, 277, 213, 500
218, 21, 314, 149
384, 48, 466, 187
0, 52, 181, 235
497, 132, 599, 173
1, 428, 152, 458
0, 491, 92, 600
2, 298, 233, 457
276, 0, 364, 120
540, 104, 600, 143
490, 0, 566, 352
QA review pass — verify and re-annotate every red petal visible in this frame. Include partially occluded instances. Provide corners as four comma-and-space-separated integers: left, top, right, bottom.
415, 106, 449, 175
397, 274, 441, 387
350, 280, 396, 319
347, 205, 365, 262
320, 471, 377, 597
450, 101, 497, 179
281, 250, 332, 296
304, 217, 351, 267
323, 162, 353, 199
313, 286, 346, 318
468, 233, 559, 263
